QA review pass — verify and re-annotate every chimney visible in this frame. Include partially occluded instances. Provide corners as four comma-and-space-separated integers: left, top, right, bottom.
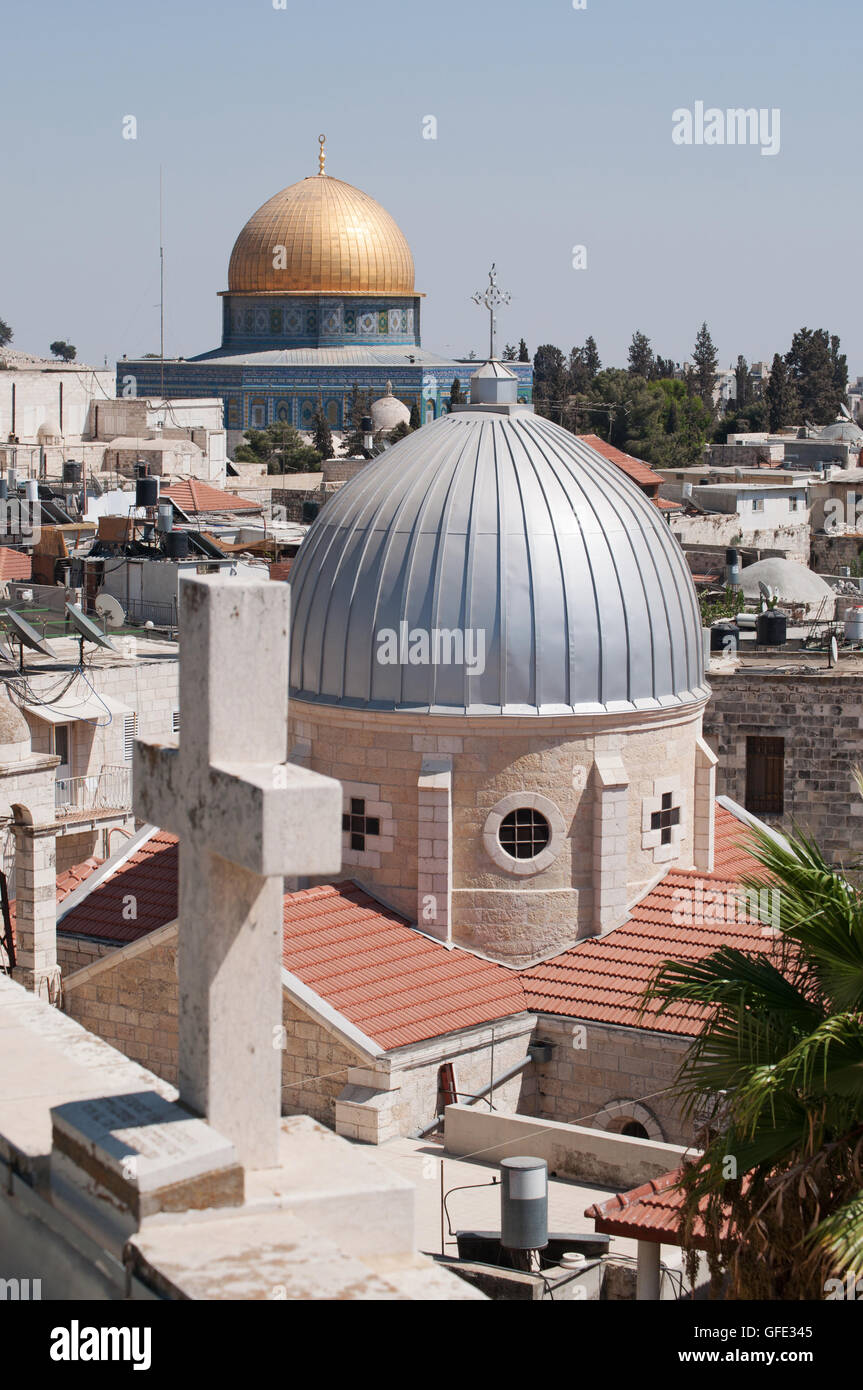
12, 820, 59, 1002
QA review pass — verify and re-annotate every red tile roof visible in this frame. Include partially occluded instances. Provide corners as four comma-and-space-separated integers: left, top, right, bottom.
585, 1168, 730, 1248
0, 548, 32, 581
57, 831, 178, 944
282, 881, 527, 1050
578, 434, 663, 490
50, 804, 771, 1047
162, 480, 260, 514
521, 806, 772, 1036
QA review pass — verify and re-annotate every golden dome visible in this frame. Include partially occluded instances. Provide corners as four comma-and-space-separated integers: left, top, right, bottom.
227, 172, 415, 296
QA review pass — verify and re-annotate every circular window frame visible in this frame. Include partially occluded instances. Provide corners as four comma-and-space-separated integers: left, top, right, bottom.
482, 792, 566, 877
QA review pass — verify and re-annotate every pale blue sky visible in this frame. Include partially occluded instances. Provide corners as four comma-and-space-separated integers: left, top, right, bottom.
2, 0, 858, 375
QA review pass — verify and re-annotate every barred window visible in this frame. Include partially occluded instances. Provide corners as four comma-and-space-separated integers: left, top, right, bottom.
498, 808, 550, 861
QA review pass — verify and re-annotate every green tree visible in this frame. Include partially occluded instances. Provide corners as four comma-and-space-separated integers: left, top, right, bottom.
449, 377, 466, 407
533, 344, 568, 419
50, 340, 76, 362
691, 322, 719, 412
0, 318, 12, 349
501, 343, 518, 361
643, 807, 863, 1299
312, 408, 334, 459
734, 355, 751, 410
518, 338, 529, 362
388, 420, 411, 444
628, 331, 654, 379
234, 422, 321, 474
786, 328, 845, 424
582, 335, 601, 379
831, 334, 848, 403
569, 346, 590, 394
653, 356, 676, 380
409, 401, 421, 430
715, 399, 769, 442
765, 353, 798, 432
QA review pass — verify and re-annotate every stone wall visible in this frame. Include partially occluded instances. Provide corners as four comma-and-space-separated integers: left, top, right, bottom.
272, 485, 325, 522
532, 1015, 694, 1146
57, 933, 117, 978
63, 927, 178, 1078
704, 667, 863, 866
280, 996, 365, 1129
670, 513, 809, 561
335, 1015, 538, 1144
290, 702, 710, 966
62, 922, 540, 1143
810, 532, 863, 574
444, 1104, 688, 1189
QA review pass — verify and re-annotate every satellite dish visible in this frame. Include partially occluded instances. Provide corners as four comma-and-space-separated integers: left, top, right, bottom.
2, 608, 58, 659
64, 602, 119, 653
95, 593, 126, 628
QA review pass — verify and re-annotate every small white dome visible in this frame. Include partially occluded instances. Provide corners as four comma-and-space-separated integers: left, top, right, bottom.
37, 419, 62, 442
370, 382, 410, 433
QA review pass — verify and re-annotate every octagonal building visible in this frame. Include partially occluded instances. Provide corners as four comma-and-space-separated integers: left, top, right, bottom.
119, 141, 532, 451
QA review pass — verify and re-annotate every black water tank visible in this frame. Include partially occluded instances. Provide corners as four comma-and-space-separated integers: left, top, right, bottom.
0, 480, 8, 501
63, 461, 82, 483
756, 611, 787, 646
163, 530, 190, 559
134, 460, 150, 479
136, 477, 159, 508
302, 500, 320, 523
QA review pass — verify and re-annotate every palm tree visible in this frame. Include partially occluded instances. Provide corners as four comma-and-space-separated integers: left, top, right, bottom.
642, 807, 863, 1299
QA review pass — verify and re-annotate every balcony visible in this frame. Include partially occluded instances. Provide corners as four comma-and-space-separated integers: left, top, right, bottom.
54, 766, 132, 823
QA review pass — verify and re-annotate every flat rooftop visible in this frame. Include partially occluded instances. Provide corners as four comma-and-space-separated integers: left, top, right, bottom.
372, 1133, 683, 1272
0, 632, 178, 675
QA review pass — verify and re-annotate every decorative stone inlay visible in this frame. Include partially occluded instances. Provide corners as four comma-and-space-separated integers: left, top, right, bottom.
482, 791, 566, 877
641, 776, 685, 863
340, 781, 393, 869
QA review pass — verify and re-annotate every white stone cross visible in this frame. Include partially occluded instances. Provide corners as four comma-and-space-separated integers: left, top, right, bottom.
134, 576, 342, 1170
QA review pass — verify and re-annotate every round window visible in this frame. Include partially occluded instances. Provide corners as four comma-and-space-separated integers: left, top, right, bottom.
498, 808, 551, 861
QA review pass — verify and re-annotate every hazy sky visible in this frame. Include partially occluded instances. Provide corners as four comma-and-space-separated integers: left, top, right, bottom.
2, 0, 859, 375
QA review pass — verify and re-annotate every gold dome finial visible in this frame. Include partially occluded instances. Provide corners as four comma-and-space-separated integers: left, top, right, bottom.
318, 133, 326, 175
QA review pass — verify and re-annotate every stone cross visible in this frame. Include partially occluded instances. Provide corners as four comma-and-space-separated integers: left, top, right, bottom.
134, 576, 342, 1170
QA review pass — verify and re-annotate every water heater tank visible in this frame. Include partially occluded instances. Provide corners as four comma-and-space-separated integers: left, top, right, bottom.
136, 477, 159, 508
500, 1156, 548, 1251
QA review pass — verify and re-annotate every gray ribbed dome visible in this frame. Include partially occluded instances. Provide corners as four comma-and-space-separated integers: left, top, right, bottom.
289, 407, 707, 715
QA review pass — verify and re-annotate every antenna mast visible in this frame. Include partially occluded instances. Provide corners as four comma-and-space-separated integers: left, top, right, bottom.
159, 166, 165, 397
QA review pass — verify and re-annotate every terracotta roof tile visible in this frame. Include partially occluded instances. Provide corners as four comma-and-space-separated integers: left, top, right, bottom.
162, 480, 260, 514
521, 806, 774, 1036
281, 881, 527, 1049
578, 434, 664, 490
57, 831, 178, 944
47, 802, 772, 1046
585, 1167, 733, 1247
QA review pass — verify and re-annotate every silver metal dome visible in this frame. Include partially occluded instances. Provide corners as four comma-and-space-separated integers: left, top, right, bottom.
289, 407, 708, 715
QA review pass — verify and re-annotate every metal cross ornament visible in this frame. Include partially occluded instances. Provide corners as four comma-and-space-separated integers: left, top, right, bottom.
471, 264, 511, 361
